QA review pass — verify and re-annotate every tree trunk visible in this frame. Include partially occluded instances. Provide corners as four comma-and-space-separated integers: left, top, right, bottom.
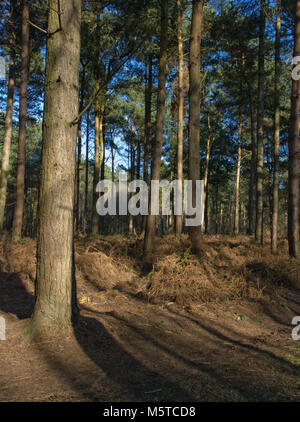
100, 109, 105, 181
30, 0, 81, 332
0, 47, 15, 230
255, 0, 265, 244
144, 55, 153, 185
202, 113, 212, 234
129, 125, 135, 235
188, 0, 204, 254
176, 0, 184, 237
75, 117, 82, 235
288, 0, 300, 258
92, 96, 100, 235
12, 0, 29, 241
111, 133, 115, 183
143, 0, 168, 266
234, 115, 242, 235
204, 180, 209, 233
142, 55, 153, 235
272, 0, 281, 254
84, 111, 90, 234
247, 83, 256, 235
75, 70, 85, 235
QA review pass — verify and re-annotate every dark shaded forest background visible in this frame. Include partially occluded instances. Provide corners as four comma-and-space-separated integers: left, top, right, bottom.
0, 0, 295, 246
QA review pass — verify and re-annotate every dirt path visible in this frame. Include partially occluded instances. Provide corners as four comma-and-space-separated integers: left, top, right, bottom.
1, 263, 300, 402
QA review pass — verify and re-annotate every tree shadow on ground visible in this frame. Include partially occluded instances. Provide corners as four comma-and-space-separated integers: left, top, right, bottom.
1, 266, 299, 401
0, 270, 193, 401
109, 308, 300, 401
0, 270, 33, 319
72, 314, 194, 401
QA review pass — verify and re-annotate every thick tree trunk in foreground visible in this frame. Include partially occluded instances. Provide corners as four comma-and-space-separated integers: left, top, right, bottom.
188, 0, 204, 254
0, 50, 15, 230
176, 0, 184, 237
12, 0, 29, 241
288, 0, 300, 258
143, 0, 168, 265
30, 0, 81, 331
272, 0, 281, 254
234, 116, 242, 235
255, 0, 265, 244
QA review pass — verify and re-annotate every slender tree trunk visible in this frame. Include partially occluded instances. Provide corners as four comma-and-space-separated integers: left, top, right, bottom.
75, 117, 82, 235
100, 108, 105, 181
129, 126, 135, 235
12, 0, 29, 241
142, 56, 153, 235
76, 70, 85, 235
92, 95, 100, 235
247, 83, 256, 235
202, 113, 212, 233
188, 0, 204, 254
84, 111, 89, 234
234, 115, 242, 235
136, 137, 141, 179
204, 180, 209, 233
176, 0, 184, 237
0, 49, 15, 230
272, 0, 281, 254
111, 133, 114, 183
288, 0, 300, 258
143, 0, 168, 265
144, 56, 153, 185
30, 0, 81, 332
255, 0, 266, 244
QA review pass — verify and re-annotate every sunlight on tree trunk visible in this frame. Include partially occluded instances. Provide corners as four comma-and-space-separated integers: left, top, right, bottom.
288, 0, 300, 258
29, 0, 81, 334
12, 0, 29, 241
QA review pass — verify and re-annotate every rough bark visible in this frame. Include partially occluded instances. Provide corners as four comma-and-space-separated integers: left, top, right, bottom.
188, 0, 204, 254
143, 0, 168, 265
12, 0, 29, 241
272, 0, 281, 254
30, 0, 81, 331
288, 0, 300, 258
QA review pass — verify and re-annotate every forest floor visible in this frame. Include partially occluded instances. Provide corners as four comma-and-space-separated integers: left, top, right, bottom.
1, 233, 300, 401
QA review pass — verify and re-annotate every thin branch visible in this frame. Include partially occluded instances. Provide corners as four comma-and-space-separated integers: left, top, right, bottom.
71, 85, 102, 126
28, 19, 48, 34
